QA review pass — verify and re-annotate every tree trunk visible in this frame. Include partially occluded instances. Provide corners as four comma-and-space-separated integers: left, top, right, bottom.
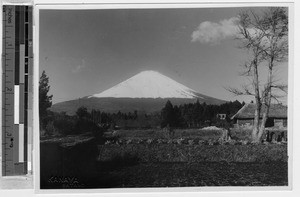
252, 59, 262, 143
258, 58, 274, 142
252, 106, 260, 142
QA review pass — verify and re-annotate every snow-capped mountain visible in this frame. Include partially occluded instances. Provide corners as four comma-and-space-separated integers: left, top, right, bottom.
89, 70, 201, 99
51, 70, 226, 115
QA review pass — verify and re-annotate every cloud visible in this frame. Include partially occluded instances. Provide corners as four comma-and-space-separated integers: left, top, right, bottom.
191, 17, 240, 44
72, 59, 86, 73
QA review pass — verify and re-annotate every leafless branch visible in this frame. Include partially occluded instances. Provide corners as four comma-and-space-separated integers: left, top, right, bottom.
270, 94, 285, 105
225, 85, 255, 97
271, 84, 288, 93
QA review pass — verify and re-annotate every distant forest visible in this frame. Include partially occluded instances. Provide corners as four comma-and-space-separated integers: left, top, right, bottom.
161, 100, 244, 128
41, 100, 244, 136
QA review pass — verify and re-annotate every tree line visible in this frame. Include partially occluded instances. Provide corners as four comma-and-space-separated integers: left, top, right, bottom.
161, 100, 244, 129
40, 101, 243, 137
40, 70, 244, 136
41, 107, 144, 136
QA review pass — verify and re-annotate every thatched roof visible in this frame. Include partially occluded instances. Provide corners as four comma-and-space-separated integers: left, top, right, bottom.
231, 103, 287, 119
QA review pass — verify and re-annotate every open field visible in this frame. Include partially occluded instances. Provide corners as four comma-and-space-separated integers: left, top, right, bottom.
41, 160, 288, 189
111, 128, 224, 141
112, 127, 287, 141
40, 128, 288, 189
98, 144, 287, 163
104, 162, 288, 187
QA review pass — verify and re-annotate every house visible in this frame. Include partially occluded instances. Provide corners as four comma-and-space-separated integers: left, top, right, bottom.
231, 103, 287, 129
216, 113, 227, 120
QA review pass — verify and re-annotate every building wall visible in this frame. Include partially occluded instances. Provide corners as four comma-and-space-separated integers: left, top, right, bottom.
274, 118, 287, 128
264, 129, 288, 142
236, 119, 254, 128
235, 118, 287, 128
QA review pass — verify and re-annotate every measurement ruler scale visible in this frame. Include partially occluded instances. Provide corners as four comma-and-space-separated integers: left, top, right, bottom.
2, 5, 33, 176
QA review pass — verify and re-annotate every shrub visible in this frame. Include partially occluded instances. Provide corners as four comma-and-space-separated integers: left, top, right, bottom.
75, 119, 99, 134
45, 121, 57, 136
198, 140, 204, 145
147, 139, 153, 144
126, 139, 132, 144
53, 115, 77, 135
188, 139, 194, 145
230, 128, 252, 141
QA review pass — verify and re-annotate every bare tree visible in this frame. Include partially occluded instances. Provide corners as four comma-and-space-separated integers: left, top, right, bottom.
228, 8, 288, 143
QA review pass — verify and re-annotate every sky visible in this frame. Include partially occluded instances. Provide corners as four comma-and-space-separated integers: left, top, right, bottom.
39, 7, 288, 104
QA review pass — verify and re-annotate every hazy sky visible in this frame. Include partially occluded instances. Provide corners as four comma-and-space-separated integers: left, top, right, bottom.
39, 7, 288, 104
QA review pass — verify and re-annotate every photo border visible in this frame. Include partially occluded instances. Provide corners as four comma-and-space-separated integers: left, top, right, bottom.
30, 0, 297, 196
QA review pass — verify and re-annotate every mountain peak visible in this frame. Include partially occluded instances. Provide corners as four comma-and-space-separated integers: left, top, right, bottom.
139, 70, 159, 74
90, 70, 200, 99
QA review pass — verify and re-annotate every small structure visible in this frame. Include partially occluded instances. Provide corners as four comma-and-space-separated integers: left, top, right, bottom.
231, 103, 287, 129
216, 113, 227, 120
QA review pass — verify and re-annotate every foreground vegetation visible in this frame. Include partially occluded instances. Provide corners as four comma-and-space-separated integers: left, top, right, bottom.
98, 143, 287, 163
40, 127, 288, 189
105, 162, 287, 187
40, 140, 287, 189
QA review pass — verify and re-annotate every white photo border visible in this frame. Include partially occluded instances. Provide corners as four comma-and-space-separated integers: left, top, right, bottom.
30, 1, 297, 196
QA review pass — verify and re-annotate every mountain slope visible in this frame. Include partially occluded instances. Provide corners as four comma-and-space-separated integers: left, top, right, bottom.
51, 70, 227, 115
51, 97, 226, 115
90, 70, 200, 99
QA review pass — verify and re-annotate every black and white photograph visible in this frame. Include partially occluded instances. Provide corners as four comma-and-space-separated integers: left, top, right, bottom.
38, 5, 290, 190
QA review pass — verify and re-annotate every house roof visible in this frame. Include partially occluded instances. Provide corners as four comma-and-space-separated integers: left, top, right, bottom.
231, 103, 287, 119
